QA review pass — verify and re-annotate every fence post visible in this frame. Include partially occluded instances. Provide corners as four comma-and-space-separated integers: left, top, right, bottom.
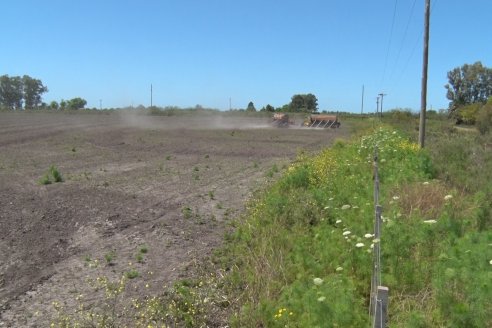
374, 286, 389, 328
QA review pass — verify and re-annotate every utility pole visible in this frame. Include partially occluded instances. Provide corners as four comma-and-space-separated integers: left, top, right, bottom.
99, 99, 102, 110
150, 84, 153, 108
229, 97, 232, 111
376, 96, 380, 116
419, 0, 430, 148
378, 93, 387, 118
361, 85, 365, 114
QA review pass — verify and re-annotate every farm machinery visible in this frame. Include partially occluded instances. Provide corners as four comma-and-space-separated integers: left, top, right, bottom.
271, 113, 295, 127
303, 114, 340, 128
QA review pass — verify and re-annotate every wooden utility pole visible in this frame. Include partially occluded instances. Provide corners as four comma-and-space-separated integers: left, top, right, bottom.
419, 0, 430, 148
150, 84, 153, 107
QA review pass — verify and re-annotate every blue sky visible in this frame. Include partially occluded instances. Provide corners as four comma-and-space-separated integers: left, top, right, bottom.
1, 1, 491, 112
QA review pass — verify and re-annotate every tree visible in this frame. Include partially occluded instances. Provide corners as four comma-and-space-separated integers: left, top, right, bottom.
246, 101, 256, 112
445, 61, 492, 112
67, 97, 87, 110
22, 75, 48, 109
0, 75, 23, 110
265, 104, 275, 112
476, 97, 492, 135
49, 100, 59, 110
289, 93, 318, 112
60, 99, 67, 110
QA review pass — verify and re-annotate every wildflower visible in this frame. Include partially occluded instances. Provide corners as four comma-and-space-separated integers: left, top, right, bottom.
370, 243, 375, 249
356, 243, 365, 248
336, 266, 343, 272
317, 296, 326, 302
392, 196, 400, 200
423, 181, 430, 185
423, 220, 437, 224
342, 231, 351, 236
364, 233, 374, 238
444, 194, 453, 201
489, 260, 492, 265
341, 204, 351, 210
313, 278, 323, 286
372, 238, 380, 243
335, 219, 342, 224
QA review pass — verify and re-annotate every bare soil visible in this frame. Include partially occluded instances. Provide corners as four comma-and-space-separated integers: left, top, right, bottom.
0, 111, 347, 326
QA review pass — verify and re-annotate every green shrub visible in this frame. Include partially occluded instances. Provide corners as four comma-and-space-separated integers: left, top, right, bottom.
476, 98, 492, 134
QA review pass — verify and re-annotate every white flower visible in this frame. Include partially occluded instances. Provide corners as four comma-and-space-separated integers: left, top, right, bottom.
423, 181, 430, 185
335, 219, 342, 224
364, 233, 374, 238
329, 197, 334, 201
355, 243, 365, 248
372, 238, 380, 244
489, 260, 492, 265
336, 266, 343, 272
392, 196, 400, 200
341, 204, 351, 210
313, 278, 323, 286
324, 206, 330, 209
317, 296, 326, 302
444, 194, 453, 201
342, 231, 351, 236
423, 220, 437, 224
370, 243, 374, 249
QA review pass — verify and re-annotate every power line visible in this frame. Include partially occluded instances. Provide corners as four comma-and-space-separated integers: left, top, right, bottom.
380, 0, 399, 89
388, 0, 418, 83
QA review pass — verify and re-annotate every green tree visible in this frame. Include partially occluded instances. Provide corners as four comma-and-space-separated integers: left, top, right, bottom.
246, 101, 256, 112
49, 100, 59, 110
22, 75, 48, 109
265, 104, 275, 112
289, 93, 318, 112
67, 97, 87, 110
60, 99, 67, 110
0, 75, 24, 110
445, 61, 492, 112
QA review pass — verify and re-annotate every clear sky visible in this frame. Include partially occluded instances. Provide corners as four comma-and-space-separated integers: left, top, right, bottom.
1, 1, 491, 112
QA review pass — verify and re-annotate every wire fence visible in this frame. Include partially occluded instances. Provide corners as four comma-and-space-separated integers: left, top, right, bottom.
369, 146, 389, 328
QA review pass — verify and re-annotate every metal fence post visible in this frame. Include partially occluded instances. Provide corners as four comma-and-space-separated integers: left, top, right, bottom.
374, 286, 389, 328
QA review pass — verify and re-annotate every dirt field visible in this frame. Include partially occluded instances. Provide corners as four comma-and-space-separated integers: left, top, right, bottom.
0, 111, 348, 326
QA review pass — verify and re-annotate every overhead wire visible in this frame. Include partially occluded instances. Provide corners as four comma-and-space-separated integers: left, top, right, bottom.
393, 0, 439, 89
379, 0, 399, 89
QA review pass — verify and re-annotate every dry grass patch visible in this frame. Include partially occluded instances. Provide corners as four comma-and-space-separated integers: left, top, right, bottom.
394, 181, 448, 220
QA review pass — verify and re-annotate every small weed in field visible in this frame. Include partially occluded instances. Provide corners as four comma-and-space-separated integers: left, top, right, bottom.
139, 245, 148, 254
216, 203, 223, 209
253, 161, 259, 168
136, 254, 144, 263
208, 190, 215, 200
71, 147, 76, 152
125, 269, 139, 279
204, 154, 209, 159
166, 155, 172, 160
104, 251, 115, 266
50, 165, 63, 182
38, 165, 63, 185
182, 207, 193, 219
38, 174, 52, 185
194, 166, 199, 172
102, 181, 109, 187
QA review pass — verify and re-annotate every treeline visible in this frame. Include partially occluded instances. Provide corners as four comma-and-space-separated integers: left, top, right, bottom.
246, 93, 320, 113
0, 75, 87, 111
